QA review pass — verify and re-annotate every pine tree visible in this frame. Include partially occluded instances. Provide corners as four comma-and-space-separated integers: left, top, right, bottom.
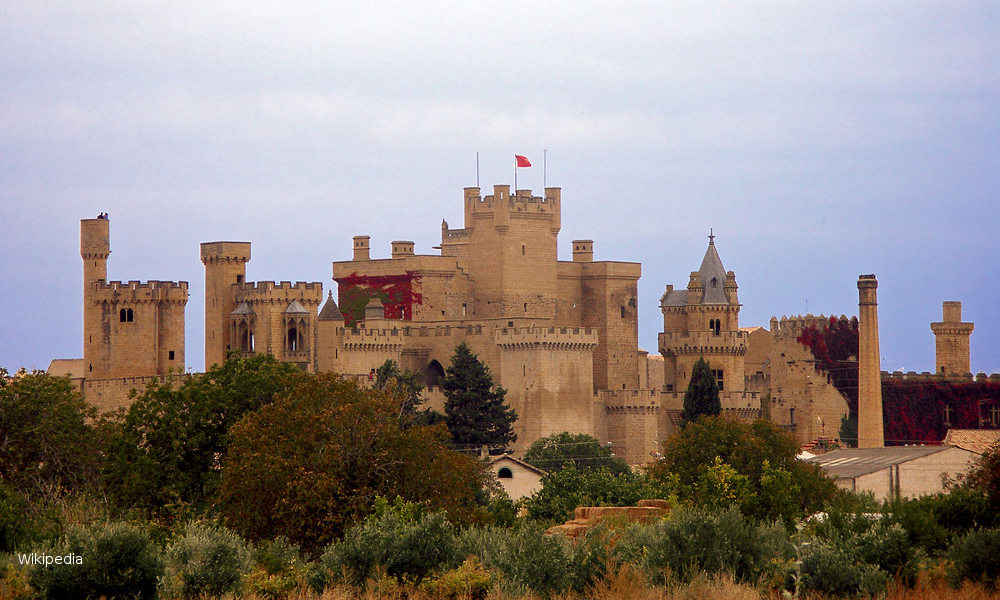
442, 343, 517, 448
682, 356, 721, 424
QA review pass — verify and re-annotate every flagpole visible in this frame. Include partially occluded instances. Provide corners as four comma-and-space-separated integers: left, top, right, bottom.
513, 154, 517, 192
543, 149, 547, 189
476, 152, 479, 187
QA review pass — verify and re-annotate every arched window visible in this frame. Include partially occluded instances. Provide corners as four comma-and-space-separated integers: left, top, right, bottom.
425, 359, 445, 388
521, 244, 526, 256
288, 326, 298, 351
498, 467, 513, 479
119, 309, 126, 322
711, 277, 718, 288
127, 308, 134, 322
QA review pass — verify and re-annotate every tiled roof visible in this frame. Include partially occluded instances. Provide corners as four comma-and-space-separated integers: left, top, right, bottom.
944, 429, 1000, 455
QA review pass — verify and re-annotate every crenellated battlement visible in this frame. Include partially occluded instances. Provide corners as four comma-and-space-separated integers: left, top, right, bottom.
90, 280, 189, 304
233, 281, 324, 303
770, 314, 849, 339
495, 325, 598, 350
464, 185, 561, 219
658, 330, 748, 355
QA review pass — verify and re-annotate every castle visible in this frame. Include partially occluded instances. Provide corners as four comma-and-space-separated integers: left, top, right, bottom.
48, 185, 985, 463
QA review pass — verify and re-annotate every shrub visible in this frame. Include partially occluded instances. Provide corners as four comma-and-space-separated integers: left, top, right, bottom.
28, 520, 162, 600
245, 536, 304, 599
420, 556, 494, 600
457, 523, 572, 595
889, 488, 998, 555
0, 555, 33, 600
614, 506, 790, 584
799, 542, 887, 598
320, 497, 458, 587
0, 484, 30, 553
807, 509, 919, 584
160, 520, 252, 599
522, 464, 668, 523
947, 528, 1000, 589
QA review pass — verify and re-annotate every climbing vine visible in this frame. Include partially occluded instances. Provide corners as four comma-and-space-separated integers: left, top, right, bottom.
335, 272, 423, 326
797, 316, 1000, 443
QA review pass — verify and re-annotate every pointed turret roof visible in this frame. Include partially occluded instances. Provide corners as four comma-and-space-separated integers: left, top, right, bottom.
697, 237, 729, 304
231, 301, 255, 315
285, 300, 309, 314
317, 291, 343, 321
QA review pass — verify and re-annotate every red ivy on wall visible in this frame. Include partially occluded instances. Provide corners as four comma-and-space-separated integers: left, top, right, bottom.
334, 272, 423, 326
797, 316, 1000, 444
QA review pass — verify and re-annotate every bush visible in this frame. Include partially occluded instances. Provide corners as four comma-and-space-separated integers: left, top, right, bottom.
457, 523, 572, 594
799, 542, 887, 598
0, 484, 30, 553
28, 520, 162, 600
160, 520, 252, 599
522, 464, 668, 523
0, 555, 33, 600
888, 488, 998, 555
320, 497, 458, 587
807, 509, 920, 585
245, 536, 304, 599
614, 506, 790, 584
421, 556, 494, 600
947, 528, 1000, 589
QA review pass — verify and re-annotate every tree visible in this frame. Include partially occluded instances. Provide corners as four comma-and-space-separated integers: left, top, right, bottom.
648, 416, 836, 526
522, 464, 669, 522
442, 343, 517, 448
374, 359, 426, 423
218, 373, 487, 552
0, 369, 98, 495
102, 354, 305, 511
681, 357, 721, 423
523, 432, 629, 474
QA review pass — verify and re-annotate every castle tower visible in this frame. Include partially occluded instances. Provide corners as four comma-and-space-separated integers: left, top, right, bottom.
931, 301, 974, 377
857, 274, 884, 448
446, 185, 562, 319
659, 234, 745, 395
200, 241, 251, 369
81, 217, 110, 373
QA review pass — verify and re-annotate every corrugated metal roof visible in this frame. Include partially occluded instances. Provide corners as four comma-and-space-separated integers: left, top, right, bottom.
805, 446, 952, 479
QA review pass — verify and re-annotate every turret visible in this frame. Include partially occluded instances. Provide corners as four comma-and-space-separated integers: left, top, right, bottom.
201, 241, 251, 369
391, 240, 415, 258
353, 235, 370, 261
572, 240, 594, 262
81, 216, 110, 372
931, 301, 974, 376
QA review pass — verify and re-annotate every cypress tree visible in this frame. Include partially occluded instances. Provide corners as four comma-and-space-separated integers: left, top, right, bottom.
682, 356, 721, 424
442, 343, 517, 448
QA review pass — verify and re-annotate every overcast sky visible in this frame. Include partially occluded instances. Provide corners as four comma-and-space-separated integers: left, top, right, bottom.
2, 1, 997, 375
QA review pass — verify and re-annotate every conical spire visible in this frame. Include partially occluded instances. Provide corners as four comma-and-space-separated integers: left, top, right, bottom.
318, 291, 343, 321
697, 233, 728, 304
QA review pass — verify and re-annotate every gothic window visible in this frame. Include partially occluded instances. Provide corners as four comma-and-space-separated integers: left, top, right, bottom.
120, 309, 127, 322
287, 326, 298, 351
498, 467, 513, 479
127, 309, 134, 322
711, 277, 718, 288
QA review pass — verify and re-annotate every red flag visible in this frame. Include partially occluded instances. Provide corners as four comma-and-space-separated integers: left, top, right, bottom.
515, 155, 531, 167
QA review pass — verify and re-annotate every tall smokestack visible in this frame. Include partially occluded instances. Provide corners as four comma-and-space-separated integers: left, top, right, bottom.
857, 274, 884, 448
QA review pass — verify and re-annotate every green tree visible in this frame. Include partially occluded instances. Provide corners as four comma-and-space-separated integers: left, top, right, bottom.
648, 416, 836, 526
522, 464, 669, 523
218, 373, 487, 552
442, 343, 517, 448
681, 357, 721, 423
0, 369, 98, 495
374, 359, 427, 424
523, 432, 629, 474
102, 354, 305, 511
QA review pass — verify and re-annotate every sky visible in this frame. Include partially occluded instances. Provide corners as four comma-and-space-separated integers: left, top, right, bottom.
2, 1, 998, 375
